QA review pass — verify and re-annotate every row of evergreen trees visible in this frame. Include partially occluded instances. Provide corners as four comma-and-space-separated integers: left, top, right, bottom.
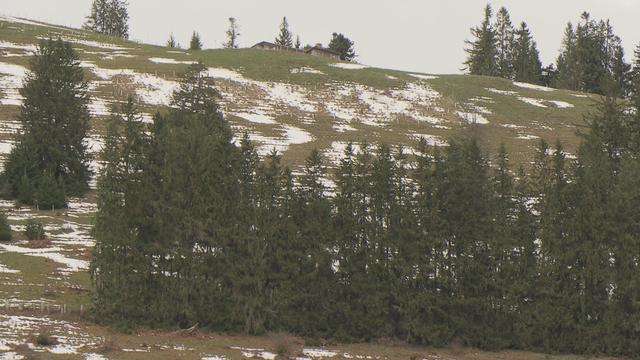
83, 0, 129, 39
464, 5, 543, 85
555, 12, 633, 96
465, 4, 640, 97
91, 61, 640, 356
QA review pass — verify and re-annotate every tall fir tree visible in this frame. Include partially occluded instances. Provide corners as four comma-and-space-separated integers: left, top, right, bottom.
512, 22, 543, 84
3, 39, 92, 208
494, 7, 515, 79
189, 31, 203, 50
464, 4, 498, 76
274, 17, 293, 47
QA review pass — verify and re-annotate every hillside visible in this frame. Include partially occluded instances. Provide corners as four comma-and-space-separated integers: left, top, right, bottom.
0, 15, 619, 360
0, 15, 599, 170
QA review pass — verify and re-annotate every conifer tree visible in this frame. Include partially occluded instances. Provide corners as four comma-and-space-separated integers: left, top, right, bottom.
190, 31, 203, 50
464, 4, 498, 76
512, 22, 543, 84
295, 35, 301, 49
555, 23, 580, 90
274, 17, 293, 47
3, 39, 92, 207
328, 33, 356, 61
0, 210, 11, 242
495, 7, 515, 79
84, 0, 129, 39
224, 17, 240, 49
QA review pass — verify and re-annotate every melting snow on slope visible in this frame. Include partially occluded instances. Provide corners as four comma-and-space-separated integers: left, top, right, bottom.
291, 67, 325, 75
207, 67, 316, 113
513, 81, 554, 92
409, 73, 437, 80
59, 36, 128, 51
517, 97, 574, 109
0, 263, 20, 274
0, 244, 88, 273
412, 133, 448, 147
149, 57, 197, 65
486, 88, 518, 96
0, 315, 102, 356
329, 63, 369, 70
456, 111, 489, 124
82, 61, 179, 106
0, 62, 29, 106
235, 125, 314, 156
231, 111, 276, 124
0, 40, 37, 53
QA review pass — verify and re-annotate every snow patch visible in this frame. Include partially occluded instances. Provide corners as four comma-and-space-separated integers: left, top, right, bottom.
0, 41, 37, 53
513, 81, 554, 92
0, 263, 20, 274
0, 244, 89, 273
486, 88, 518, 96
412, 133, 448, 147
456, 111, 489, 124
333, 124, 356, 132
149, 57, 197, 65
517, 133, 540, 140
409, 73, 437, 80
231, 111, 276, 125
0, 61, 29, 106
329, 63, 369, 70
303, 348, 338, 358
291, 67, 325, 75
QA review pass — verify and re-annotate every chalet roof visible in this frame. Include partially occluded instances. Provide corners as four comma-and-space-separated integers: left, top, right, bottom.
305, 45, 340, 56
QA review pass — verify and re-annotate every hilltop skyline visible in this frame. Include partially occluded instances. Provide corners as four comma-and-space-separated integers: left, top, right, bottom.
2, 0, 640, 74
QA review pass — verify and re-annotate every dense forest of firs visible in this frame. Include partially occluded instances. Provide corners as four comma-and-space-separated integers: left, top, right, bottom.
89, 61, 640, 357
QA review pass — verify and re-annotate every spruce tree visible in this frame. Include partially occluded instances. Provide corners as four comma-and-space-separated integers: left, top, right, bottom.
84, 0, 129, 38
555, 23, 580, 90
224, 17, 240, 49
3, 39, 92, 207
189, 31, 203, 50
464, 4, 498, 76
0, 210, 11, 242
328, 33, 356, 61
495, 7, 515, 79
274, 17, 293, 47
512, 22, 543, 84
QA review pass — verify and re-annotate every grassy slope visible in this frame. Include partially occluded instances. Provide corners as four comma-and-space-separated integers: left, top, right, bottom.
0, 17, 600, 167
0, 17, 616, 360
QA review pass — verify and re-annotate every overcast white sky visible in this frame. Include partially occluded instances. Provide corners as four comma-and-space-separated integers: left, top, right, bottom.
3, 1, 639, 74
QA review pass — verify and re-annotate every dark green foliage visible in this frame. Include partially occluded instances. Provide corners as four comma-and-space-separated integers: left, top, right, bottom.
555, 12, 630, 96
494, 7, 515, 78
464, 4, 498, 76
189, 31, 202, 50
91, 51, 640, 357
35, 332, 57, 346
83, 0, 129, 39
512, 22, 542, 84
328, 33, 356, 61
275, 17, 293, 47
0, 210, 12, 242
3, 39, 91, 208
25, 220, 45, 241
